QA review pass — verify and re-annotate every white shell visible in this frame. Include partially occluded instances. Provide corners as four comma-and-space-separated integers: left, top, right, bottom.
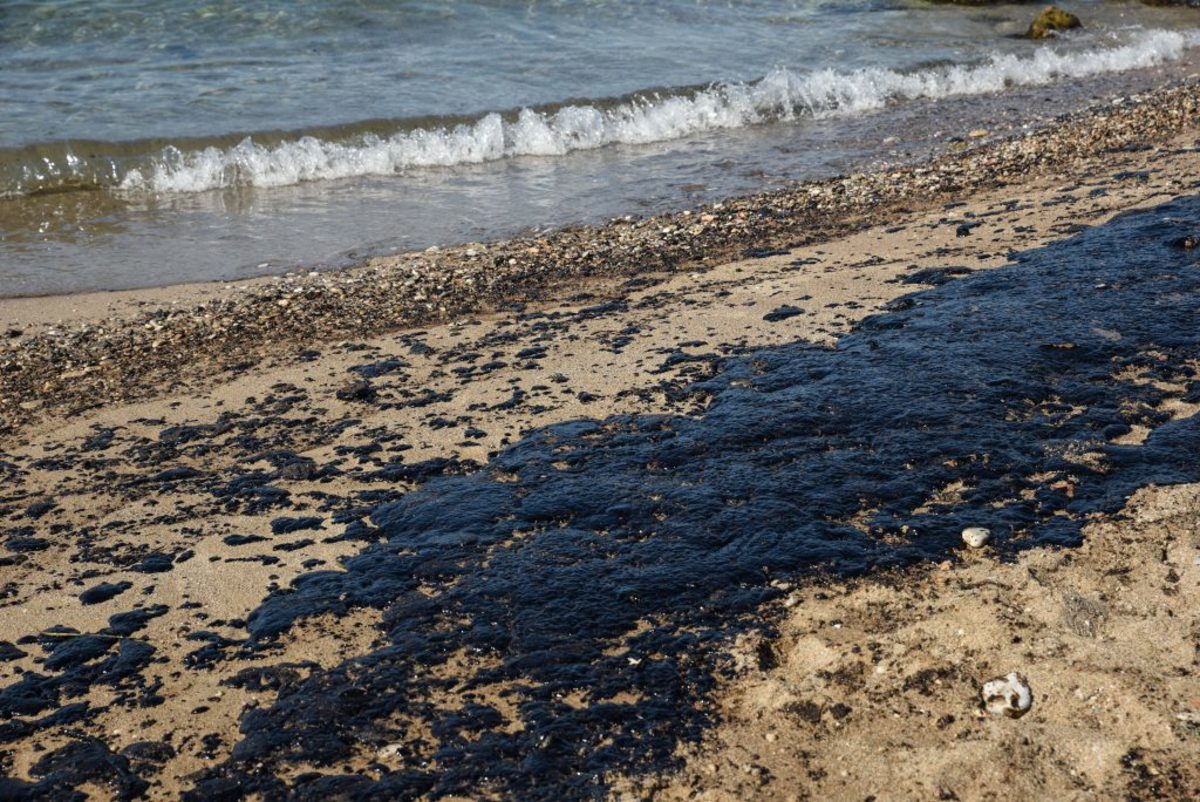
981, 672, 1033, 718
961, 526, 992, 548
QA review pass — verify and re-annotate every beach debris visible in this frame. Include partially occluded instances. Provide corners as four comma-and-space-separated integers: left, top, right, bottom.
961, 526, 991, 548
1028, 7, 1081, 40
981, 672, 1033, 718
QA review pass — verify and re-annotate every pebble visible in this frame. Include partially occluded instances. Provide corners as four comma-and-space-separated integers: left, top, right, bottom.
961, 526, 991, 548
377, 743, 404, 759
981, 672, 1033, 718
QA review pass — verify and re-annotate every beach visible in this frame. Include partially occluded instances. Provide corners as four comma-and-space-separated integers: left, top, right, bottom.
2, 80, 1200, 800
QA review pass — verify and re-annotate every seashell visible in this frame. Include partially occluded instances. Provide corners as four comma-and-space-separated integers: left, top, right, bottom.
961, 526, 991, 548
981, 672, 1033, 718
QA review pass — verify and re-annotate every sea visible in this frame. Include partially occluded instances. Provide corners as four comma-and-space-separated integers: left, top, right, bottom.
1, 0, 1198, 297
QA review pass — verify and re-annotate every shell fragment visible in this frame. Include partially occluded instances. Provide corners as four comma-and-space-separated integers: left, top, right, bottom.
961, 526, 992, 548
981, 672, 1033, 718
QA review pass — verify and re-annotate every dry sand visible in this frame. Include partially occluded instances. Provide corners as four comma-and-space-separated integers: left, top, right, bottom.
1, 95, 1199, 799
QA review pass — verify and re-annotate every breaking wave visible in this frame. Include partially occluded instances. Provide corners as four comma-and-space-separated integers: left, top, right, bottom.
3, 28, 1197, 197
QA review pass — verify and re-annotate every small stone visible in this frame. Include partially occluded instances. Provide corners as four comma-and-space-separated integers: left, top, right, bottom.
968, 129, 989, 139
377, 743, 404, 759
1028, 7, 1082, 40
981, 672, 1033, 718
961, 526, 991, 548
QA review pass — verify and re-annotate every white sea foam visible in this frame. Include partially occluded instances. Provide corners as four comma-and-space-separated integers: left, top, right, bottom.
120, 29, 1199, 194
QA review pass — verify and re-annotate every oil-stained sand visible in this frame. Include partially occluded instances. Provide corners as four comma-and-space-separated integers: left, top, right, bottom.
2, 131, 1200, 800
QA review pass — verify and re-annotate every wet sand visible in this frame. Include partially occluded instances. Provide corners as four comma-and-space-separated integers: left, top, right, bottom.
1, 82, 1200, 799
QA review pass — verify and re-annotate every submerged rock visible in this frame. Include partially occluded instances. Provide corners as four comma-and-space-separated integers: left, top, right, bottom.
1028, 7, 1081, 40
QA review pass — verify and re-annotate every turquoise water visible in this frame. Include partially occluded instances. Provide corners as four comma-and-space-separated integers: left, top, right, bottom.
1, 0, 1198, 295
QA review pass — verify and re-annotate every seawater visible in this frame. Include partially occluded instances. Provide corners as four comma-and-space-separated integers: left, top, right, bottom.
1, 0, 1198, 296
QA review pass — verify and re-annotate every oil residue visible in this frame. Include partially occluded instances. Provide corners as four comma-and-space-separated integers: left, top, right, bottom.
49, 199, 1200, 799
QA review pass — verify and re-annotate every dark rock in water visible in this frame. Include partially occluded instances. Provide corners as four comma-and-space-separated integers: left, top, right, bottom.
1167, 233, 1199, 249
763, 305, 804, 322
1028, 6, 1082, 40
199, 197, 1200, 799
79, 581, 133, 606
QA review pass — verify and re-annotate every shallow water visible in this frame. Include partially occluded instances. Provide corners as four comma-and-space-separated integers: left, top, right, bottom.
1, 0, 1198, 295
152, 196, 1200, 799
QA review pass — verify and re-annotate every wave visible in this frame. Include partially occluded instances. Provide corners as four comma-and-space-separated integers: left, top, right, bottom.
4, 29, 1197, 197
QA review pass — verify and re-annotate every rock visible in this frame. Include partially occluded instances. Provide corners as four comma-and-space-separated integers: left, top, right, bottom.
377, 743, 405, 760
961, 526, 991, 548
1028, 7, 1081, 40
981, 672, 1033, 718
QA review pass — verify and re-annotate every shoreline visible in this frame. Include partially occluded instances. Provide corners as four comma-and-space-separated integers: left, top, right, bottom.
3, 78, 1200, 438
0, 75, 1199, 799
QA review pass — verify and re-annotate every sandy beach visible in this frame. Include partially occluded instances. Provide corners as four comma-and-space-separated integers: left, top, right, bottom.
2, 80, 1200, 800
